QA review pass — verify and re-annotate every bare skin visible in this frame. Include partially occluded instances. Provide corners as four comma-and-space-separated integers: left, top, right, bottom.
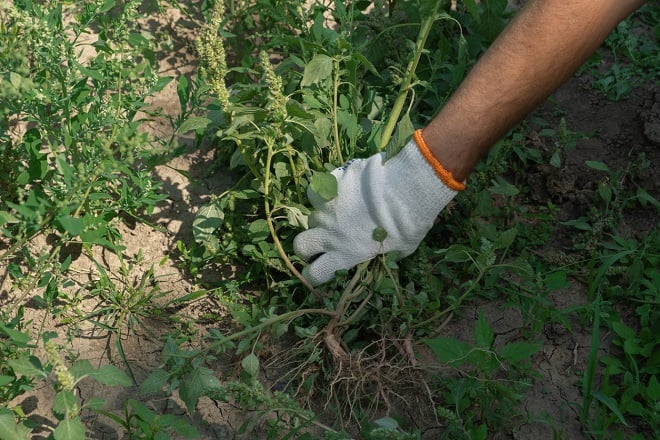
423, 0, 648, 182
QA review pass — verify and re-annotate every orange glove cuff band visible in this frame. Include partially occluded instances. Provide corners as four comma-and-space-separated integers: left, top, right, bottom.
413, 129, 466, 191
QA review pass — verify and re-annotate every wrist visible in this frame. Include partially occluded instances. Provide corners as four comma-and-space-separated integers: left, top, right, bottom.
413, 130, 466, 191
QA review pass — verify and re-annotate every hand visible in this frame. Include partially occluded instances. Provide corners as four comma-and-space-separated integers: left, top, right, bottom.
294, 130, 465, 286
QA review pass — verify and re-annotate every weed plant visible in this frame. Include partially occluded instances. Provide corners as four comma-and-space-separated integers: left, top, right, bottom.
0, 0, 657, 438
0, 0, 194, 437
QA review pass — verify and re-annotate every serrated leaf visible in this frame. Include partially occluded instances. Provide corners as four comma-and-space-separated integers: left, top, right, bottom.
7, 356, 47, 379
53, 417, 85, 440
193, 203, 224, 243
241, 353, 259, 377
68, 360, 94, 382
179, 367, 216, 413
310, 171, 337, 201
140, 368, 170, 394
443, 244, 474, 263
87, 364, 132, 386
301, 54, 333, 87
424, 337, 472, 367
53, 390, 78, 417
494, 228, 517, 250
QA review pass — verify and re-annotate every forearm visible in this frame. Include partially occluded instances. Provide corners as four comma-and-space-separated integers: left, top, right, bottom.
422, 0, 647, 181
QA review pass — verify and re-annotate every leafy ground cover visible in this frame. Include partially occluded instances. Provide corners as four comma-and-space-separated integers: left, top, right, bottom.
1, 0, 658, 439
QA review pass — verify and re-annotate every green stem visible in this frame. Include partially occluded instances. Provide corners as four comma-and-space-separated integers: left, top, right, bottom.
331, 56, 344, 164
205, 307, 336, 355
263, 137, 319, 294
378, 3, 444, 151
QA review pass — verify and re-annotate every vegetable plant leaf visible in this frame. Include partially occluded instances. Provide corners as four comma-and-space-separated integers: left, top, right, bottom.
301, 54, 333, 86
53, 390, 78, 418
193, 203, 224, 243
53, 417, 85, 440
7, 356, 47, 379
310, 171, 337, 201
177, 116, 211, 134
87, 364, 132, 386
424, 337, 472, 367
0, 408, 32, 440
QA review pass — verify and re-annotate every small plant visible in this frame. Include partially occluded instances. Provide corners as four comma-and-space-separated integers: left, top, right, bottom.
1, 334, 133, 440
425, 311, 541, 438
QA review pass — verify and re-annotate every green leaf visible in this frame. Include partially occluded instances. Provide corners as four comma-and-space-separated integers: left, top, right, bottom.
241, 353, 259, 377
0, 324, 31, 346
500, 342, 541, 362
585, 160, 610, 172
53, 417, 85, 440
179, 367, 217, 413
7, 356, 47, 379
193, 203, 224, 243
0, 408, 32, 440
493, 227, 517, 250
68, 360, 94, 382
55, 215, 83, 236
53, 390, 78, 417
87, 364, 132, 386
647, 375, 660, 400
442, 244, 474, 263
372, 227, 388, 243
373, 417, 400, 430
285, 206, 308, 229
0, 211, 19, 226
177, 75, 190, 109
475, 312, 494, 348
310, 171, 337, 201
301, 54, 333, 86
489, 177, 519, 196
424, 337, 472, 367
177, 116, 211, 134
247, 219, 270, 241
592, 390, 629, 426
140, 368, 170, 395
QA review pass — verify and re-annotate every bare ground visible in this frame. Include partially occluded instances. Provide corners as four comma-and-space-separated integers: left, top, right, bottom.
3, 3, 659, 439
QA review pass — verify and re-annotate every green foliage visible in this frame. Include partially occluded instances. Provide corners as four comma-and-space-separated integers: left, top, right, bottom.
0, 0, 170, 303
425, 311, 541, 437
584, 3, 659, 100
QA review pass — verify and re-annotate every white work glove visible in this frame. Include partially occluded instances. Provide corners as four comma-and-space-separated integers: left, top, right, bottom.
294, 130, 465, 286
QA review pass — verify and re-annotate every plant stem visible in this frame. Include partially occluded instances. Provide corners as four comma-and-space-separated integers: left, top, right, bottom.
378, 3, 444, 152
205, 307, 336, 355
263, 137, 320, 294
332, 56, 344, 164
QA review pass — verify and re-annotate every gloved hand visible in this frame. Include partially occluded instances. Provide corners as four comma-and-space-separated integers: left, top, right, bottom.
294, 130, 466, 286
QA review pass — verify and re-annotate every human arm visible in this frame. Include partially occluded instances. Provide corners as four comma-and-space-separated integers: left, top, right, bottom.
294, 0, 647, 286
424, 0, 648, 181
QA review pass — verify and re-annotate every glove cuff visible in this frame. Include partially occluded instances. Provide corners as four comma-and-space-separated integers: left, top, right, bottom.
413, 129, 466, 191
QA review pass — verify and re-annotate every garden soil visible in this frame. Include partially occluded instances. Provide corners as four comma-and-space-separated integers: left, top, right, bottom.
3, 4, 659, 440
